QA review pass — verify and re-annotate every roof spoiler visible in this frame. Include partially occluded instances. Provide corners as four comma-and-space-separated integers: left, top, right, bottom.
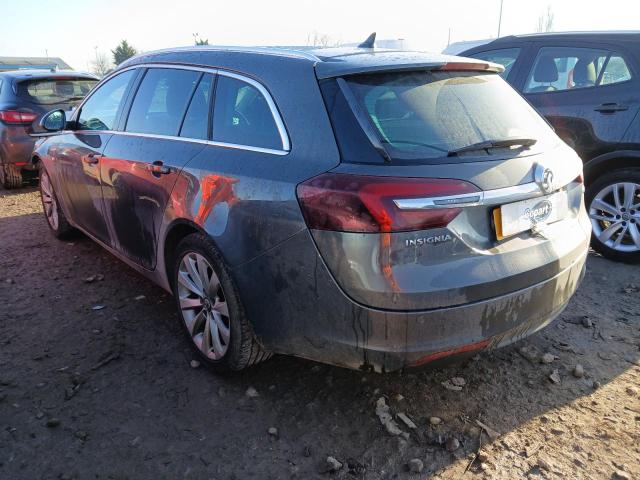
315, 58, 504, 80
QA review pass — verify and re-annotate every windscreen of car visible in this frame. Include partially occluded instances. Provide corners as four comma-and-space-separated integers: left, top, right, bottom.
18, 78, 97, 105
345, 71, 557, 163
78, 70, 135, 131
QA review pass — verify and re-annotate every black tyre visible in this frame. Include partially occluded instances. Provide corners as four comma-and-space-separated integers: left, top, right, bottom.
586, 168, 640, 263
0, 162, 23, 189
171, 233, 271, 371
39, 167, 76, 239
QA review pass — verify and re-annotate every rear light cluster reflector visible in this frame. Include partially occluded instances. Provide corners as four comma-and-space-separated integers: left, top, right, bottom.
296, 173, 480, 233
0, 110, 38, 125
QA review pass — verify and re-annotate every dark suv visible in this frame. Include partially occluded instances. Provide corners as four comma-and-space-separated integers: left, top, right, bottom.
0, 70, 97, 188
459, 32, 640, 262
32, 44, 589, 372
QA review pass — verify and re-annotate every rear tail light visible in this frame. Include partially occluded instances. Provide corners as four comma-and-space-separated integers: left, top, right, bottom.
296, 173, 480, 233
0, 110, 38, 125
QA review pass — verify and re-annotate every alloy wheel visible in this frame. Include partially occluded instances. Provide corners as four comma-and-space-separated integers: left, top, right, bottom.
40, 171, 59, 231
589, 182, 640, 252
176, 252, 231, 360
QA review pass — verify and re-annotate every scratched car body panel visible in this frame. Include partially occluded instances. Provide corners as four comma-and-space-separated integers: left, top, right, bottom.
33, 43, 590, 372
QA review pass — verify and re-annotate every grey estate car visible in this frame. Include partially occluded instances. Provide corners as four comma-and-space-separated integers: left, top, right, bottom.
32, 42, 590, 372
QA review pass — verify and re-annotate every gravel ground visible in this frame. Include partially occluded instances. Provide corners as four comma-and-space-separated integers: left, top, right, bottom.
0, 186, 639, 480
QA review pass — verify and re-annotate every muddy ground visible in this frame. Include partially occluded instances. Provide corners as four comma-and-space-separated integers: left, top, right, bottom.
0, 186, 639, 480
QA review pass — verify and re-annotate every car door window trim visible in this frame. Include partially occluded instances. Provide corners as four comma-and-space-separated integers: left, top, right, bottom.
71, 63, 290, 155
73, 129, 288, 156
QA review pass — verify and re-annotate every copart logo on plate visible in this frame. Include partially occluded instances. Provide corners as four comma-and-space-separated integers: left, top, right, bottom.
524, 200, 552, 224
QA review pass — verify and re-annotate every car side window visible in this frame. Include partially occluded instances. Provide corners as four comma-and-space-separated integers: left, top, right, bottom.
524, 47, 611, 94
126, 68, 200, 136
212, 75, 282, 150
180, 74, 213, 140
600, 55, 632, 85
78, 70, 135, 131
469, 48, 521, 78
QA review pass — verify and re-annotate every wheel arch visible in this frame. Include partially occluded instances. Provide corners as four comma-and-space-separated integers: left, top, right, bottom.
161, 219, 223, 288
583, 151, 640, 184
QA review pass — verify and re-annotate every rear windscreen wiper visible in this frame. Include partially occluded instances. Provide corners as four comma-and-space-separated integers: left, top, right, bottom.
447, 138, 537, 156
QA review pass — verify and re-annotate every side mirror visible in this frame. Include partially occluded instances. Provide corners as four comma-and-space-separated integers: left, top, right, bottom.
37, 109, 67, 133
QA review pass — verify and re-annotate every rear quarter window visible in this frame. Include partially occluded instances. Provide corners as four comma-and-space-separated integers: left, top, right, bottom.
212, 75, 284, 151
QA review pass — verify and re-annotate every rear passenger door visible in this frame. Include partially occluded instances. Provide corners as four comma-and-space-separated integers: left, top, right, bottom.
100, 67, 212, 269
521, 44, 640, 160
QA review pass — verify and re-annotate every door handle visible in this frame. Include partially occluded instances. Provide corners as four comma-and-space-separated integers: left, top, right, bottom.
595, 103, 629, 113
82, 153, 101, 165
145, 161, 172, 175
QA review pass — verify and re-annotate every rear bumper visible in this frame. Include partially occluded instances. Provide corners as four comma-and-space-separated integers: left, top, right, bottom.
365, 250, 586, 371
323, 249, 586, 372
235, 228, 588, 372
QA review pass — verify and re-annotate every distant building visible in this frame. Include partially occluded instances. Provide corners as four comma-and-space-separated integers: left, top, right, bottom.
341, 38, 413, 50
0, 56, 72, 72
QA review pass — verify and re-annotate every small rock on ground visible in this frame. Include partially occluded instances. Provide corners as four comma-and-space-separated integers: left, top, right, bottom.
541, 353, 556, 364
190, 359, 200, 369
267, 427, 278, 437
441, 377, 465, 391
429, 416, 442, 425
325, 456, 342, 472
573, 364, 584, 378
549, 370, 561, 384
612, 471, 631, 480
245, 387, 259, 398
375, 397, 404, 436
538, 457, 553, 471
450, 377, 466, 386
446, 437, 460, 452
397, 412, 417, 429
407, 458, 424, 473
45, 418, 61, 428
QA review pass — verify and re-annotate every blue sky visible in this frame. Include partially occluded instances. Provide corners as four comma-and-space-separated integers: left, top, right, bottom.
1, 0, 639, 71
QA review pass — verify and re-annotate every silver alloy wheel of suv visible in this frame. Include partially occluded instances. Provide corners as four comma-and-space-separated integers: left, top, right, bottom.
587, 170, 640, 262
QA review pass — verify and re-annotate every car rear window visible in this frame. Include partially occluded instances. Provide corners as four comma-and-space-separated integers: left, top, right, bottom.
18, 78, 97, 105
342, 71, 557, 163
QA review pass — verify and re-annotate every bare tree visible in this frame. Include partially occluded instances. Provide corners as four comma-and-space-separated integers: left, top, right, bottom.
90, 49, 112, 78
306, 31, 339, 48
535, 5, 555, 33
193, 33, 209, 46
